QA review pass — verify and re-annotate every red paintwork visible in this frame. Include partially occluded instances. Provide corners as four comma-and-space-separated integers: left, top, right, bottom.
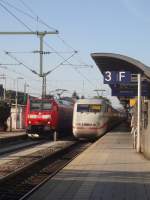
25, 97, 73, 136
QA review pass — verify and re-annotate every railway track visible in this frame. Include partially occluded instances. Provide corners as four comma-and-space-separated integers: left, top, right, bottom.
0, 140, 91, 200
0, 139, 46, 156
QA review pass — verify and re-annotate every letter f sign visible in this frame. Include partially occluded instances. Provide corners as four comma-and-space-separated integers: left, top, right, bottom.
119, 71, 125, 82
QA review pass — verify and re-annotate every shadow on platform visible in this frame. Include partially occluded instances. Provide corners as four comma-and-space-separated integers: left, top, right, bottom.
44, 169, 150, 200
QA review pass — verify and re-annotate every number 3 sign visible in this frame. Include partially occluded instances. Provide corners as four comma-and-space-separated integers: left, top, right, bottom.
103, 71, 131, 84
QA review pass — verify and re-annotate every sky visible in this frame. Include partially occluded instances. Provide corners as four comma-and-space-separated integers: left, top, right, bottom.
0, 0, 150, 108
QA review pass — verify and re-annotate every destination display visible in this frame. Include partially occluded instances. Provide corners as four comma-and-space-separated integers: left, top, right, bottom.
90, 104, 101, 111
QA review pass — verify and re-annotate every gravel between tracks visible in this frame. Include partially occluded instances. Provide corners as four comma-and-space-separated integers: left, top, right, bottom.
0, 140, 75, 179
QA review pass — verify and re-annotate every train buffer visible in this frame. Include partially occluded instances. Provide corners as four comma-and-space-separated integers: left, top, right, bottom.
27, 122, 150, 200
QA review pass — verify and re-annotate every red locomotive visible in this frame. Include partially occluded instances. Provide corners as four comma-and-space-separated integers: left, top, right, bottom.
25, 97, 73, 138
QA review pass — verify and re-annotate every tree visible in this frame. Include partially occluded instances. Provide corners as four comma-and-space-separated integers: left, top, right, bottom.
0, 101, 10, 131
72, 91, 79, 100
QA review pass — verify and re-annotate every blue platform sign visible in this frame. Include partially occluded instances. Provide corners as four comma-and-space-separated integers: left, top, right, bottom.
111, 82, 150, 97
103, 71, 131, 84
111, 89, 150, 97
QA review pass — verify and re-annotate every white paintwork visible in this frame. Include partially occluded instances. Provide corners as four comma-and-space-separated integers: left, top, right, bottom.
7, 104, 26, 131
73, 99, 110, 139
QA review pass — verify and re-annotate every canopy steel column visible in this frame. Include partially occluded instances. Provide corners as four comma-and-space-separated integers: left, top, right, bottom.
137, 73, 141, 152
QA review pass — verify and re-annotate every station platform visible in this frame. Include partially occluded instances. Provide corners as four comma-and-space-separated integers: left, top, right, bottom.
0, 130, 26, 142
28, 123, 150, 200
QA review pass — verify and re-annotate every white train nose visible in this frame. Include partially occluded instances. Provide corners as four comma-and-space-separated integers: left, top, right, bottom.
73, 128, 100, 139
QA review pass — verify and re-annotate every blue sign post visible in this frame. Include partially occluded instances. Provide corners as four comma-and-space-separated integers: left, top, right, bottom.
103, 70, 144, 152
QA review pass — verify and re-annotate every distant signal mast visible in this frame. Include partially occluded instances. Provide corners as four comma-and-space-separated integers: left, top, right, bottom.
0, 31, 59, 97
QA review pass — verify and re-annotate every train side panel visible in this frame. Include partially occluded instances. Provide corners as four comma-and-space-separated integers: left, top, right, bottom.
57, 103, 73, 134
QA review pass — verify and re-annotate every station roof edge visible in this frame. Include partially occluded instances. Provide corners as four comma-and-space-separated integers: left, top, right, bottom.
91, 52, 150, 79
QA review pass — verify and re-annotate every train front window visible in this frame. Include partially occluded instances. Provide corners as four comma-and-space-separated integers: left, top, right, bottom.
30, 100, 52, 111
42, 102, 52, 110
77, 104, 101, 113
30, 101, 41, 111
77, 104, 89, 112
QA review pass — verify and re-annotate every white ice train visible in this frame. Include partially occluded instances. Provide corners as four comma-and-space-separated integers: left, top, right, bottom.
73, 98, 121, 140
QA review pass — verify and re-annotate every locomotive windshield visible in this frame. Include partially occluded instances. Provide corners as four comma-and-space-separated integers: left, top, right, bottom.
30, 100, 52, 111
77, 104, 101, 113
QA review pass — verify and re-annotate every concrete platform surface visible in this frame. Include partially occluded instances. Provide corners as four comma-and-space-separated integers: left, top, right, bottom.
27, 123, 150, 200
0, 131, 26, 141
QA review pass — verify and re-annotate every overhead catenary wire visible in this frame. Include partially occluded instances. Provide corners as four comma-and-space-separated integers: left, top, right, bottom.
18, 0, 92, 67
20, 0, 75, 52
0, 0, 97, 91
1, 0, 92, 69
56, 36, 92, 68
0, 2, 79, 79
5, 51, 39, 75
45, 51, 77, 76
0, 63, 20, 66
0, 62, 39, 81
0, 0, 58, 32
44, 40, 95, 88
20, 0, 58, 32
4, 51, 78, 80
0, 1, 32, 32
0, 0, 92, 68
61, 63, 93, 68
6, 50, 76, 55
44, 35, 92, 68
0, 0, 36, 22
4, 51, 37, 54
0, 52, 41, 82
0, 67, 43, 94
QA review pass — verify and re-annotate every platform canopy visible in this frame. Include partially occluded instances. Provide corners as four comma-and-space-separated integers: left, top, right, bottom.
91, 53, 150, 105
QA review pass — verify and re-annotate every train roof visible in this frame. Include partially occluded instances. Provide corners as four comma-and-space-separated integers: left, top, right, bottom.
75, 98, 107, 104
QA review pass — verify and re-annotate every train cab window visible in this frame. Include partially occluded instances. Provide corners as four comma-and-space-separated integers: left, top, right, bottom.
77, 104, 101, 113
30, 100, 52, 111
77, 104, 89, 112
42, 102, 52, 110
30, 101, 41, 111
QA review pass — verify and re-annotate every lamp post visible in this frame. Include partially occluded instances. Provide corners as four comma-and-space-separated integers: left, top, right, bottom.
23, 81, 29, 104
4, 76, 6, 100
15, 77, 24, 129
0, 74, 7, 100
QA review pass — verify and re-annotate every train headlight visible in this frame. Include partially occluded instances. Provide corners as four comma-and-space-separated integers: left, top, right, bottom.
28, 114, 37, 119
42, 115, 51, 119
